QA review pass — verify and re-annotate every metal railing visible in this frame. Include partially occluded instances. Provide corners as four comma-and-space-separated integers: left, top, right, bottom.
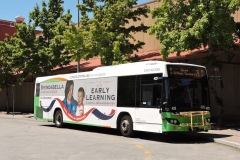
179, 111, 210, 131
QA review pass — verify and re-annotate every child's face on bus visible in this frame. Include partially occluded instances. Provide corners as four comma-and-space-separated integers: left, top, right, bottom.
67, 84, 74, 101
78, 91, 84, 105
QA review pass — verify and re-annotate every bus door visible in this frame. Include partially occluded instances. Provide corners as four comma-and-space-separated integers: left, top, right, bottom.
135, 74, 163, 132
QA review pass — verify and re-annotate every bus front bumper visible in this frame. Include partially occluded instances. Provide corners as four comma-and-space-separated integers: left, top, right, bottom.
163, 122, 211, 132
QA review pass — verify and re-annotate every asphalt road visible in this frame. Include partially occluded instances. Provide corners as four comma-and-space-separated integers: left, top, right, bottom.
0, 117, 239, 160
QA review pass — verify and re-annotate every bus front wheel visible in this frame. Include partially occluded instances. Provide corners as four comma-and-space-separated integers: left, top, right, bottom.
54, 110, 64, 128
120, 115, 134, 137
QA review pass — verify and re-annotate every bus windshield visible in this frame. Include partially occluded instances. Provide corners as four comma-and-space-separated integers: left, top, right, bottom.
167, 65, 209, 112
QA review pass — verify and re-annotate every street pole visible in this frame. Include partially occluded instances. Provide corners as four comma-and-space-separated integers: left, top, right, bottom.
77, 0, 80, 28
12, 85, 15, 116
77, 0, 80, 73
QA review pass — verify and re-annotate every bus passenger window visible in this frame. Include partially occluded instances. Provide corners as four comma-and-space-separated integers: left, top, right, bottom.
140, 74, 162, 108
35, 83, 40, 96
117, 76, 137, 107
141, 86, 153, 106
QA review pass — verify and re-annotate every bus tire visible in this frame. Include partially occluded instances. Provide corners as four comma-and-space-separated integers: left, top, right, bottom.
120, 115, 134, 137
54, 110, 64, 128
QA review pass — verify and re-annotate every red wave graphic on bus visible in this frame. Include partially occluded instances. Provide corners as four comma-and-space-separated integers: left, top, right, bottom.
41, 98, 115, 122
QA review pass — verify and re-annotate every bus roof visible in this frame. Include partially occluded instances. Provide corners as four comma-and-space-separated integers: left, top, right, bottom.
36, 61, 206, 82
93, 61, 204, 72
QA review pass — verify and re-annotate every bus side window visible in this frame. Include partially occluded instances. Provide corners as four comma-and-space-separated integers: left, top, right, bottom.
141, 85, 153, 107
35, 83, 40, 96
140, 74, 162, 108
117, 76, 137, 107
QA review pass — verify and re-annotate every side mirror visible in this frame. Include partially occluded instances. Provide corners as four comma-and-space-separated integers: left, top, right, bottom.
159, 101, 168, 113
163, 101, 168, 106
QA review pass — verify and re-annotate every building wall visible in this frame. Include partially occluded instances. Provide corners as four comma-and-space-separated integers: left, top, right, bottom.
213, 54, 240, 124
0, 82, 34, 113
128, 1, 161, 53
233, 8, 240, 22
187, 53, 240, 125
0, 19, 16, 40
0, 19, 42, 41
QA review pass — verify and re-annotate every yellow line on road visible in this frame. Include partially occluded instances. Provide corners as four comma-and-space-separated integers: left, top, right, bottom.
136, 145, 144, 149
145, 156, 153, 160
144, 150, 152, 154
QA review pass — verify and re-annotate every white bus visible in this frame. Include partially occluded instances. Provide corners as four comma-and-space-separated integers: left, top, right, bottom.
34, 61, 211, 137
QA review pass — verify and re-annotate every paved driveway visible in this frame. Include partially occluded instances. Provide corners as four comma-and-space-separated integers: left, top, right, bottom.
0, 117, 239, 160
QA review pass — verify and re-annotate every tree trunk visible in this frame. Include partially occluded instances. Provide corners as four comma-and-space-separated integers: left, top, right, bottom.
77, 59, 81, 72
6, 87, 9, 114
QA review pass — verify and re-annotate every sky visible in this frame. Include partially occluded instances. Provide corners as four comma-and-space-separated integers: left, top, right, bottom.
0, 0, 150, 23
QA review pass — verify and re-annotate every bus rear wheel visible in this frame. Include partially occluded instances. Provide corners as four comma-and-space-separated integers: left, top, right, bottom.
54, 110, 64, 128
120, 115, 134, 137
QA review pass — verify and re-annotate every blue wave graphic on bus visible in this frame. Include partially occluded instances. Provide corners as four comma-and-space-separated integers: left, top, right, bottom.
40, 99, 115, 121
40, 100, 56, 112
92, 108, 115, 120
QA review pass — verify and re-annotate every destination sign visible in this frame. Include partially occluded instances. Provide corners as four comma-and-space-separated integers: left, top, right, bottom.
167, 65, 206, 78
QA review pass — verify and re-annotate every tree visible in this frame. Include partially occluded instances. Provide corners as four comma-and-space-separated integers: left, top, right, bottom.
58, 21, 94, 72
0, 37, 16, 113
12, 0, 72, 80
150, 0, 240, 60
77, 0, 149, 65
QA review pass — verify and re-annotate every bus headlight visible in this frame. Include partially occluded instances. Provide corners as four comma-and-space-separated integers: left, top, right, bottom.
206, 107, 210, 111
166, 118, 180, 125
205, 118, 211, 123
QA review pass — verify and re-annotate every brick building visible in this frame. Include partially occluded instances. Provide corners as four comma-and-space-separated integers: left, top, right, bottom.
0, 19, 16, 40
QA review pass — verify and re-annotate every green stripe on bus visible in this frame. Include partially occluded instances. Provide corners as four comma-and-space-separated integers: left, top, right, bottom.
43, 80, 62, 83
34, 117, 110, 128
34, 96, 43, 119
63, 120, 110, 128
42, 78, 67, 83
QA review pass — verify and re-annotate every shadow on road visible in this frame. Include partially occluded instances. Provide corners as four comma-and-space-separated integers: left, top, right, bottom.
39, 123, 232, 144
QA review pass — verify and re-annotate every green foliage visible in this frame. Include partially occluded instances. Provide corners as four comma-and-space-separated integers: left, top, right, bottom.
12, 0, 72, 80
0, 37, 17, 113
0, 0, 73, 112
150, 0, 240, 60
60, 21, 96, 63
0, 37, 16, 89
77, 0, 149, 65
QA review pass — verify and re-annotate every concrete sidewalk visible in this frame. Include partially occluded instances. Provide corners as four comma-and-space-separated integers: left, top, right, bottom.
0, 111, 239, 149
0, 111, 34, 119
197, 128, 240, 149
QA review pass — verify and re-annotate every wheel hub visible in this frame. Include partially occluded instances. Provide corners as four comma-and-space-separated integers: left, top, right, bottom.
121, 120, 129, 131
56, 114, 62, 125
